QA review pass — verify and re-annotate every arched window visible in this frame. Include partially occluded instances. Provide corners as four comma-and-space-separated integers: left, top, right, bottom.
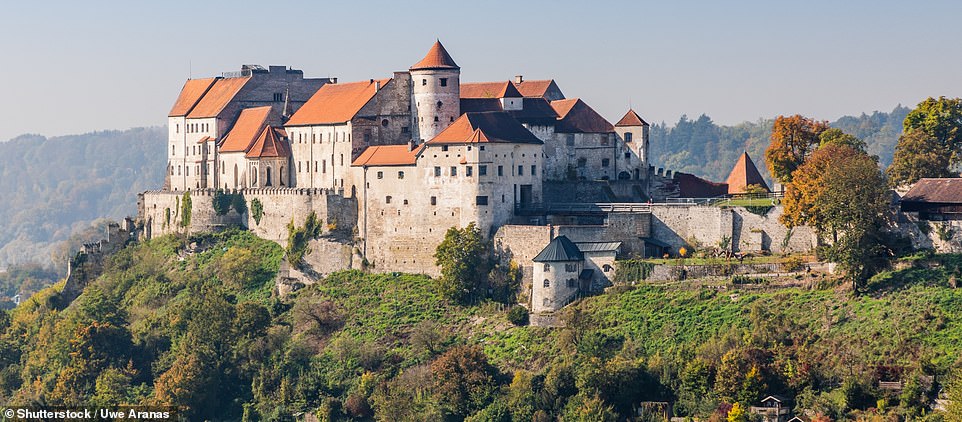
543, 263, 550, 272
543, 279, 550, 288
233, 164, 238, 187
171, 145, 175, 155
266, 167, 272, 187
280, 166, 285, 186
436, 101, 443, 109
251, 167, 257, 186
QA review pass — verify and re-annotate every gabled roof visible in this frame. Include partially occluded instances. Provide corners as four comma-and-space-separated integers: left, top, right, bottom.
220, 106, 275, 153
352, 144, 424, 167
459, 97, 558, 126
513, 79, 563, 99
286, 78, 391, 126
902, 178, 962, 204
533, 235, 584, 262
615, 109, 649, 127
675, 172, 729, 198
187, 76, 251, 118
169, 78, 217, 117
551, 98, 614, 133
427, 112, 543, 145
410, 40, 460, 71
726, 152, 770, 194
246, 126, 291, 158
461, 81, 522, 99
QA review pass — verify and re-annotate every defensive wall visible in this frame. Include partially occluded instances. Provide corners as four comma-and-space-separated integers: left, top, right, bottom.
62, 219, 137, 303
139, 188, 357, 246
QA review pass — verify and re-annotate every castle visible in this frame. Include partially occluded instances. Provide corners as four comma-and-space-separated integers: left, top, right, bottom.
143, 41, 806, 314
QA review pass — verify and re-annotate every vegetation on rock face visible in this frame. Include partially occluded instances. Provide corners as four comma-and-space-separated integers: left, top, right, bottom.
179, 191, 191, 228
285, 212, 322, 266
250, 198, 264, 225
2, 231, 962, 420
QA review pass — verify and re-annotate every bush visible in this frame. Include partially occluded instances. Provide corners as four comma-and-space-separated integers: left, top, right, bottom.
507, 306, 529, 326
250, 198, 264, 226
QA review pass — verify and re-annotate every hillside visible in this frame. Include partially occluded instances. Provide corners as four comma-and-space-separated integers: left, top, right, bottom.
649, 105, 910, 185
0, 127, 166, 270
1, 231, 960, 420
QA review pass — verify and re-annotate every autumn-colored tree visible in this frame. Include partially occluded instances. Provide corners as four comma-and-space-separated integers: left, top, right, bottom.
562, 392, 618, 422
764, 115, 829, 183
887, 128, 954, 187
431, 344, 499, 417
726, 402, 748, 422
887, 97, 962, 186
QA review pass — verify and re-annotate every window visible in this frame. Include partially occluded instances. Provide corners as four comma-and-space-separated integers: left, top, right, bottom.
442, 145, 449, 151
398, 171, 405, 179
566, 134, 575, 146
436, 101, 443, 109
431, 196, 437, 205
273, 92, 283, 102
434, 166, 441, 177
386, 196, 392, 204
543, 279, 550, 288
402, 126, 410, 134
517, 165, 523, 176
341, 154, 344, 165
479, 146, 485, 151
450, 166, 457, 176
403, 199, 409, 205
476, 196, 488, 205
624, 132, 633, 142
603, 264, 613, 272
601, 136, 610, 146
625, 152, 631, 159
176, 124, 179, 133
479, 165, 487, 176
422, 79, 427, 86
434, 116, 439, 122
382, 119, 389, 127
498, 165, 504, 176
567, 279, 576, 288
543, 263, 550, 272
565, 263, 577, 272
171, 145, 175, 155
364, 132, 371, 143
531, 165, 537, 176
466, 166, 473, 177
602, 158, 610, 167
377, 171, 383, 179
322, 160, 326, 173
440, 78, 447, 87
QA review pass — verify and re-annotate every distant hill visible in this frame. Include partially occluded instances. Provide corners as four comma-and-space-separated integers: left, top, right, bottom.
0, 127, 166, 270
649, 105, 911, 185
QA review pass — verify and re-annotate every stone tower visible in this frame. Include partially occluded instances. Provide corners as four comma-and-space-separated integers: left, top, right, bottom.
614, 109, 650, 180
410, 40, 461, 142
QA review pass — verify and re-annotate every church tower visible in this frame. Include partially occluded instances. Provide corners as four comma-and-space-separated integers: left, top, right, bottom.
410, 40, 460, 142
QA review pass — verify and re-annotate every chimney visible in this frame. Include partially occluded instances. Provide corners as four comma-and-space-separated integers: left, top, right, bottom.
408, 139, 416, 151
375, 80, 381, 92
515, 75, 523, 84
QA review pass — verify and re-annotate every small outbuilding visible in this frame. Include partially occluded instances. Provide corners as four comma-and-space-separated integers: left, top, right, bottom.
901, 178, 962, 220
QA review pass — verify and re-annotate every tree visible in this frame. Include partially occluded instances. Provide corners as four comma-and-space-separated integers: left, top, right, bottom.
216, 247, 259, 289
819, 128, 867, 152
887, 128, 954, 187
888, 97, 962, 186
764, 115, 829, 183
726, 402, 748, 422
431, 345, 499, 418
434, 223, 492, 303
783, 143, 889, 289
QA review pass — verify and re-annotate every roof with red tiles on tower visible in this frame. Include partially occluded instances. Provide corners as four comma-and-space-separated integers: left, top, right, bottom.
410, 40, 460, 71
725, 152, 770, 194
615, 109, 649, 127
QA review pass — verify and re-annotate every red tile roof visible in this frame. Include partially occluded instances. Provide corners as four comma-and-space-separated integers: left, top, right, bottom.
169, 78, 217, 117
551, 99, 614, 133
186, 77, 251, 118
286, 78, 390, 126
427, 112, 542, 145
197, 135, 213, 144
410, 40, 460, 71
461, 81, 522, 99
615, 109, 649, 127
902, 178, 962, 204
246, 125, 291, 158
219, 106, 275, 153
725, 152, 770, 194
513, 79, 561, 98
352, 144, 425, 166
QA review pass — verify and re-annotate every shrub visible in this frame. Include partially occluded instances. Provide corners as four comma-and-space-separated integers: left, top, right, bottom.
507, 306, 529, 326
782, 256, 805, 272
250, 198, 264, 225
212, 190, 232, 215
179, 192, 191, 227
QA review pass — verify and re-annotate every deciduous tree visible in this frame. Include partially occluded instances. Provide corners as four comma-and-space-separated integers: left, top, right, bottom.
764, 115, 829, 183
434, 223, 492, 303
887, 97, 962, 186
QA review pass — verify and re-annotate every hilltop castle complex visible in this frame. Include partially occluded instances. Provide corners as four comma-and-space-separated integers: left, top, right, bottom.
142, 41, 806, 313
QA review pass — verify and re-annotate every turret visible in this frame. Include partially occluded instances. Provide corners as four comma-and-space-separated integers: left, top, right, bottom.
410, 40, 461, 142
615, 108, 650, 165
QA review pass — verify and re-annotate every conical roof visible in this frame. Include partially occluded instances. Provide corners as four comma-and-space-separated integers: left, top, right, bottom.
533, 235, 584, 262
410, 40, 460, 71
726, 152, 770, 194
615, 109, 648, 127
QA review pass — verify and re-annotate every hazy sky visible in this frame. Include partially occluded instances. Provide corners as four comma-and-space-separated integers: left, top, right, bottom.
2, 0, 961, 141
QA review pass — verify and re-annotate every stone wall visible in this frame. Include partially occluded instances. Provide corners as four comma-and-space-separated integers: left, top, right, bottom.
650, 205, 815, 255
139, 188, 357, 246
62, 219, 138, 303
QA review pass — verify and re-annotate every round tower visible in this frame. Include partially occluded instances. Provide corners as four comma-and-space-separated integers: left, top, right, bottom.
410, 40, 460, 142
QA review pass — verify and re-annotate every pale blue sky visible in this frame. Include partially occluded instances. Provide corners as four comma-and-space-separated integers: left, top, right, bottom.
1, 0, 960, 141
